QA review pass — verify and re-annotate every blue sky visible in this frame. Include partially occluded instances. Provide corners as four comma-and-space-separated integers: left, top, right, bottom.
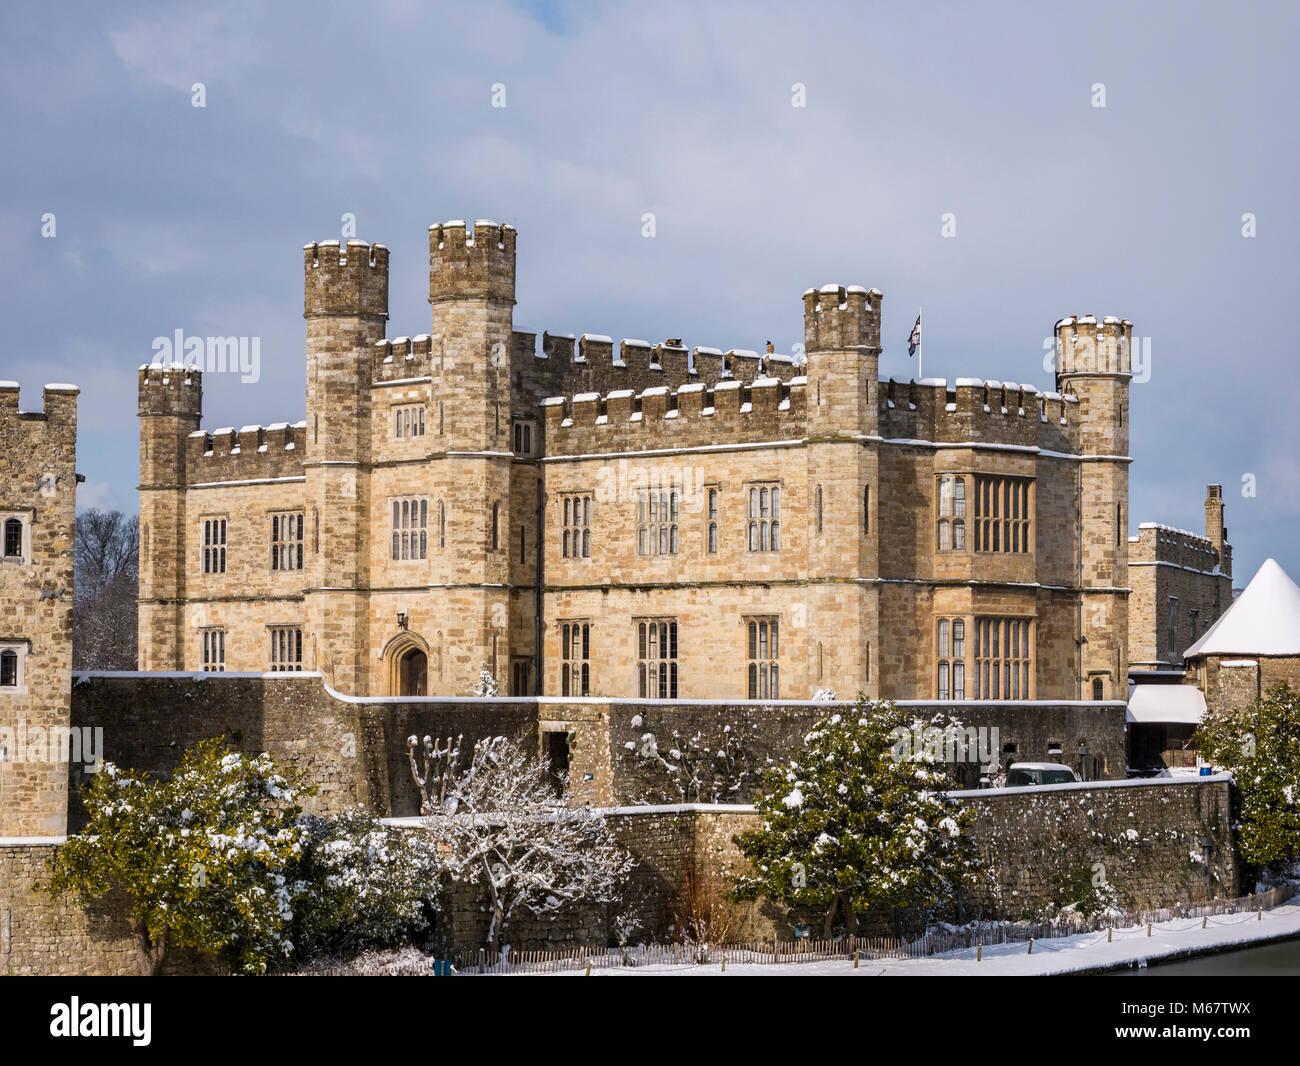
1, 0, 1297, 583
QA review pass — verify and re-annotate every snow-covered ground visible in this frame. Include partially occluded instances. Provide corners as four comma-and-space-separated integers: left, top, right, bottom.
552, 900, 1300, 976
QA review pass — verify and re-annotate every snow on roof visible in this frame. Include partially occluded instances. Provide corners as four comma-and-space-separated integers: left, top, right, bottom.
539, 396, 566, 407
572, 392, 600, 403
694, 346, 723, 356
580, 333, 612, 344
0, 381, 19, 389
1185, 558, 1300, 658
955, 377, 983, 387
621, 338, 651, 348
1126, 684, 1206, 725
44, 383, 79, 392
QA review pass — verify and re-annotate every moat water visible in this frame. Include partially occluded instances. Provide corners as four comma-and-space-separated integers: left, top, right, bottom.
1108, 936, 1300, 975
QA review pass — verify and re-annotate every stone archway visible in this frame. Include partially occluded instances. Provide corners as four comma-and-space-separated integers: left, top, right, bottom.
382, 632, 430, 697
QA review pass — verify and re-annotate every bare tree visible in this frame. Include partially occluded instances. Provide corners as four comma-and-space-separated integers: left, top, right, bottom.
409, 733, 631, 954
73, 509, 139, 670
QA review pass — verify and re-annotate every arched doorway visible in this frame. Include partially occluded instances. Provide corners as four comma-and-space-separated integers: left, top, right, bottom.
398, 648, 428, 696
383, 632, 431, 697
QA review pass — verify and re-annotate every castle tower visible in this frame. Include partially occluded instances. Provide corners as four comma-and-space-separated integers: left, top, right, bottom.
1056, 315, 1131, 699
302, 240, 388, 692
802, 285, 883, 695
137, 364, 202, 669
426, 221, 518, 690
0, 383, 78, 836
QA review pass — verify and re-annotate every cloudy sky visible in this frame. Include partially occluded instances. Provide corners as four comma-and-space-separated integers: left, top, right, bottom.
2, 0, 1296, 583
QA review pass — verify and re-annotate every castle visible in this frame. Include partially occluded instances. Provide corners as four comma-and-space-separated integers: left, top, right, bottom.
137, 220, 1134, 702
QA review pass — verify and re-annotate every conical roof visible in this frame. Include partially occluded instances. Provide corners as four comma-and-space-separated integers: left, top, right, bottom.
1185, 558, 1300, 658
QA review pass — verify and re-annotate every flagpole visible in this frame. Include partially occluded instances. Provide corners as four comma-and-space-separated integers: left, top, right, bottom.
918, 306, 923, 380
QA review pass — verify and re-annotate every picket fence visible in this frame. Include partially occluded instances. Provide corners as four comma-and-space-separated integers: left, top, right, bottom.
291, 881, 1296, 976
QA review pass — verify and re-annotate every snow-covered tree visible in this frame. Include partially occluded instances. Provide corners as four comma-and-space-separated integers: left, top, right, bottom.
289, 807, 443, 959
44, 739, 311, 975
1197, 683, 1300, 867
410, 733, 632, 953
471, 664, 499, 697
621, 715, 763, 804
811, 688, 838, 701
732, 699, 980, 938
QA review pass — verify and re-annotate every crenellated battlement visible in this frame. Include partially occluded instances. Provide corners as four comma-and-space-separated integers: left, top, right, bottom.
137, 363, 202, 418
372, 335, 433, 383
1055, 315, 1132, 381
876, 376, 1081, 453
539, 370, 1089, 458
0, 381, 79, 442
428, 219, 516, 304
303, 240, 389, 319
803, 284, 882, 352
516, 329, 803, 403
542, 375, 809, 455
183, 420, 307, 484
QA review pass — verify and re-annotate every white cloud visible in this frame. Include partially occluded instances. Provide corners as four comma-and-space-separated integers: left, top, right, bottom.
108, 5, 263, 91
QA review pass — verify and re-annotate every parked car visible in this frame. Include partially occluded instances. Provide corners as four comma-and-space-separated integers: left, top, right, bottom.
1004, 762, 1081, 787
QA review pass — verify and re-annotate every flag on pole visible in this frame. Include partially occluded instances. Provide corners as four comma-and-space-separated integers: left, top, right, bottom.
907, 312, 921, 358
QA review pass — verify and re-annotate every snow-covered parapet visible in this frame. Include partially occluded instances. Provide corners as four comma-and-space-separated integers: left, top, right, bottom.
543, 374, 808, 455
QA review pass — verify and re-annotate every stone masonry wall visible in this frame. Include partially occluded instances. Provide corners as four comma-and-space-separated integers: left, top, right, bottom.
602, 776, 1238, 948
0, 383, 78, 837
0, 843, 223, 976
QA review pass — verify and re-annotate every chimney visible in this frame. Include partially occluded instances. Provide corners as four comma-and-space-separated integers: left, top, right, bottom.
1205, 484, 1225, 549
766, 340, 775, 354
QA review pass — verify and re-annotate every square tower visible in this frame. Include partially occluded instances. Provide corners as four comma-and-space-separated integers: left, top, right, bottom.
0, 382, 78, 837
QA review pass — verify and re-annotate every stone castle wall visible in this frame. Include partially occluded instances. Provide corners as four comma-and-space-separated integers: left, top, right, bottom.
434, 774, 1240, 953
0, 842, 222, 976
1199, 657, 1300, 715
65, 675, 1131, 820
